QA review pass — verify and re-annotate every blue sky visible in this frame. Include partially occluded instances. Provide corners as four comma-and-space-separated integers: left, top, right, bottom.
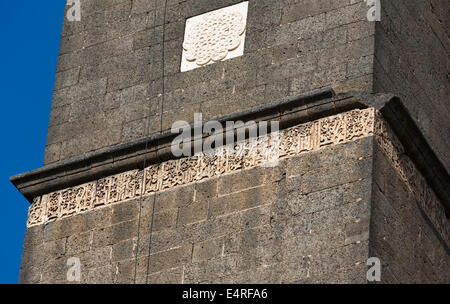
0, 1, 65, 283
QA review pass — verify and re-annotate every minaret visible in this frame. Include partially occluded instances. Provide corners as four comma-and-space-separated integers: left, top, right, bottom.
13, 0, 449, 284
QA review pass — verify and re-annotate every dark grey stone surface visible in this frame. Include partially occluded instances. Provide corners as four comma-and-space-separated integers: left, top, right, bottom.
45, 0, 374, 164
373, 0, 449, 171
46, 0, 449, 177
370, 141, 450, 283
16, 0, 449, 285
19, 135, 450, 283
20, 137, 377, 284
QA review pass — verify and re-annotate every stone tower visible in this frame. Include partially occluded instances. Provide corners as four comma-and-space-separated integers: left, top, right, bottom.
13, 0, 449, 283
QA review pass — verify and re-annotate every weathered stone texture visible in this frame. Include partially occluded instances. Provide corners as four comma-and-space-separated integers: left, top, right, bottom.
20, 137, 375, 283
23, 0, 449, 285
20, 130, 450, 283
370, 142, 450, 283
45, 0, 374, 164
373, 0, 450, 170
30, 108, 376, 228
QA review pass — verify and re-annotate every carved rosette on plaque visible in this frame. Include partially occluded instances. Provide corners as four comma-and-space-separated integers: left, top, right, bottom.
25, 108, 449, 249
181, 2, 249, 72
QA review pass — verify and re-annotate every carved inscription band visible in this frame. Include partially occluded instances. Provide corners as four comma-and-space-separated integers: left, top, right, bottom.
374, 112, 450, 247
27, 109, 374, 227
27, 108, 449, 248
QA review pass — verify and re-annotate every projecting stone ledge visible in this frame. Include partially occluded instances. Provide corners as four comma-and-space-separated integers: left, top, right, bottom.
25, 107, 376, 227
11, 88, 450, 218
10, 89, 450, 251
10, 88, 345, 201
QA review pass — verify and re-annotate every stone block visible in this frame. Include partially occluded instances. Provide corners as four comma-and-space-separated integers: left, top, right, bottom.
84, 265, 114, 284
178, 200, 208, 226
154, 186, 194, 213
54, 67, 80, 90
66, 231, 92, 255
147, 244, 192, 274
41, 257, 69, 283
93, 220, 138, 247
146, 267, 183, 284
184, 255, 239, 283
192, 237, 224, 262
111, 199, 139, 224
112, 238, 136, 262
300, 157, 372, 194
183, 212, 241, 243
210, 185, 278, 218
152, 209, 178, 231
79, 246, 112, 269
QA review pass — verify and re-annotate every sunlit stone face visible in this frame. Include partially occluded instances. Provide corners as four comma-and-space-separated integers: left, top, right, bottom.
181, 2, 248, 72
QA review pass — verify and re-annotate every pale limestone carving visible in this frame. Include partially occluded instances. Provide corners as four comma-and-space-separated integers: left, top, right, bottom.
26, 107, 450, 246
39, 181, 97, 225
27, 108, 376, 227
46, 192, 61, 220
26, 107, 449, 249
74, 182, 96, 212
96, 170, 143, 206
60, 188, 77, 217
27, 197, 44, 227
181, 2, 248, 72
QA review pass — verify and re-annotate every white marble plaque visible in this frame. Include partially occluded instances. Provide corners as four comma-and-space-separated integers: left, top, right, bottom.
181, 2, 249, 72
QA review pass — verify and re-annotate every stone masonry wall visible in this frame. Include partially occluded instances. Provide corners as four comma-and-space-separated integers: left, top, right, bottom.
20, 137, 373, 283
374, 0, 449, 170
27, 0, 450, 284
45, 0, 375, 164
370, 141, 450, 283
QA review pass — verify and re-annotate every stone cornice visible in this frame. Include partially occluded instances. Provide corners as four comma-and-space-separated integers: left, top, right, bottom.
379, 97, 450, 217
11, 88, 363, 202
374, 111, 449, 249
26, 107, 377, 228
21, 107, 450, 251
10, 88, 450, 221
